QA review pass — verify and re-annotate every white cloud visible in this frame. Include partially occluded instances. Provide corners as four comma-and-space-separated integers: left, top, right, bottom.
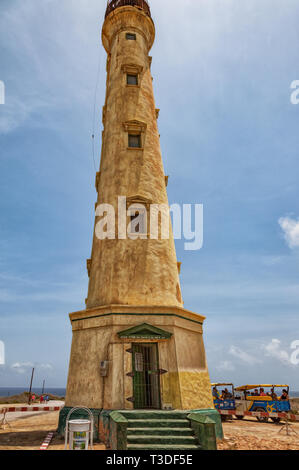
217, 360, 235, 371
11, 362, 53, 374
229, 345, 261, 365
39, 363, 53, 370
279, 216, 299, 249
11, 362, 34, 374
263, 339, 291, 365
0, 95, 56, 135
0, 0, 105, 135
261, 255, 284, 267
0, 281, 85, 304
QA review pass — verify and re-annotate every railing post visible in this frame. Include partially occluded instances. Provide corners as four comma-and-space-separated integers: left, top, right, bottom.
187, 413, 217, 450
109, 411, 128, 450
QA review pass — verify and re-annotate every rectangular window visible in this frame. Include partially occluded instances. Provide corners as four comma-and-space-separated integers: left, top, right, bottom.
127, 74, 138, 86
126, 33, 136, 40
129, 210, 147, 236
128, 134, 141, 148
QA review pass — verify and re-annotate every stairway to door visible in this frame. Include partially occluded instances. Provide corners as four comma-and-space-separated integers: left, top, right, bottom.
120, 411, 201, 450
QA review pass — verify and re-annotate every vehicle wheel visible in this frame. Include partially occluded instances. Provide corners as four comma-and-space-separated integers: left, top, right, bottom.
271, 417, 281, 424
255, 407, 269, 423
235, 415, 244, 420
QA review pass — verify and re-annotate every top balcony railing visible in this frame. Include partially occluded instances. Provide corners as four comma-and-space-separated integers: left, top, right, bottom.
105, 0, 151, 19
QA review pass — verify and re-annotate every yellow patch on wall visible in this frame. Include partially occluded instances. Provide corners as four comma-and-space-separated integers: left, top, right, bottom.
160, 372, 182, 410
178, 371, 214, 410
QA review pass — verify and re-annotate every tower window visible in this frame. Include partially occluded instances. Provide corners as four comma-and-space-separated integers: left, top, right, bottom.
127, 74, 138, 86
126, 33, 136, 40
130, 212, 145, 233
128, 134, 141, 148
128, 208, 147, 236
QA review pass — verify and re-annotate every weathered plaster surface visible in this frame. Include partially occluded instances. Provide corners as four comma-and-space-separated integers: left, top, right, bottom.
87, 7, 182, 309
179, 371, 214, 410
64, 6, 214, 413
65, 309, 212, 410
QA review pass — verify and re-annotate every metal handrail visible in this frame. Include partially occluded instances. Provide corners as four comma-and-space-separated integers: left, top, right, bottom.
105, 0, 151, 19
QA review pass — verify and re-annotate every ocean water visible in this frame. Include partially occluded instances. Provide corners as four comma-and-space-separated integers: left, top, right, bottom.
0, 387, 66, 397
0, 387, 298, 398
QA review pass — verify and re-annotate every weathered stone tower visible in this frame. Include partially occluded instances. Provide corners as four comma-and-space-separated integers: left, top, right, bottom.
59, 0, 218, 445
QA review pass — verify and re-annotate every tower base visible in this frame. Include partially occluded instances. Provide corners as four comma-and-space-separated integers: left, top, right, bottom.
65, 305, 214, 412
58, 408, 223, 450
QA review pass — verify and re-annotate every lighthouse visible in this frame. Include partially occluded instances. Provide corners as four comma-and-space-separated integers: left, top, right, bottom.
59, 0, 220, 449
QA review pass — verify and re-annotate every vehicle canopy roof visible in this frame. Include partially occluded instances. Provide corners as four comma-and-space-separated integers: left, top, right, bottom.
235, 384, 289, 391
211, 383, 234, 387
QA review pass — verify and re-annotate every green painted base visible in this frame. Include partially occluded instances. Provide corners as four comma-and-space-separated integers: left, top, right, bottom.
190, 408, 223, 440
100, 409, 222, 450
58, 408, 223, 449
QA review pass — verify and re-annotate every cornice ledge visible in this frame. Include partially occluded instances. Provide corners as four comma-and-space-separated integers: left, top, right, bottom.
69, 304, 206, 324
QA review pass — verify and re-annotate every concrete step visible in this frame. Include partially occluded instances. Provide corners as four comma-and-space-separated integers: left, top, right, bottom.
127, 427, 193, 436
127, 443, 201, 451
127, 435, 197, 445
127, 419, 190, 428
121, 411, 188, 420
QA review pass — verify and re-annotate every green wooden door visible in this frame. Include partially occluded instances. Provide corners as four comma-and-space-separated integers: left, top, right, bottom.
132, 343, 161, 409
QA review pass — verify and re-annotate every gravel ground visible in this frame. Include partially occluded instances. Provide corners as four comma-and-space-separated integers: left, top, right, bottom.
218, 416, 299, 450
0, 409, 298, 451
0, 410, 105, 451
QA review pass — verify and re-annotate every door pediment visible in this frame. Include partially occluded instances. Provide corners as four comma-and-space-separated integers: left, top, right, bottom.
126, 195, 153, 207
117, 323, 172, 340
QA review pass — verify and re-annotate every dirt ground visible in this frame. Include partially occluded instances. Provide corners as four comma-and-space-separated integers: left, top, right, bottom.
0, 411, 106, 451
0, 411, 61, 451
218, 417, 299, 450
0, 410, 298, 451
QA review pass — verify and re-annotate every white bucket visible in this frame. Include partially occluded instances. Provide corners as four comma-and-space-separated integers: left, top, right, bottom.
68, 419, 91, 451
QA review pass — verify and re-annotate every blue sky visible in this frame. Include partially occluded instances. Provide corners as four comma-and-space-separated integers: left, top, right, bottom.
0, 0, 299, 391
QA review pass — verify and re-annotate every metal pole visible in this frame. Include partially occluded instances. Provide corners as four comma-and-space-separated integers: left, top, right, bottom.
42, 380, 45, 395
28, 367, 35, 405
